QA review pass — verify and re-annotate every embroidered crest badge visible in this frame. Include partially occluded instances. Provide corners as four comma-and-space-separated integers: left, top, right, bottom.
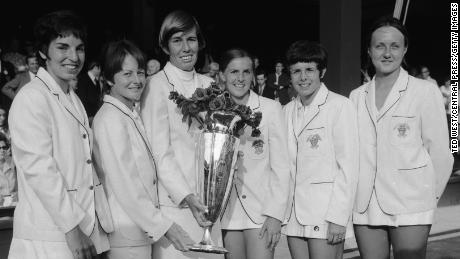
307, 134, 322, 149
252, 139, 265, 155
394, 123, 410, 137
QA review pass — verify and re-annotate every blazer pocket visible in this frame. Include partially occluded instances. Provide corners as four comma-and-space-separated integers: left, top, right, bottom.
67, 188, 78, 200
396, 164, 432, 199
301, 127, 327, 157
390, 115, 419, 146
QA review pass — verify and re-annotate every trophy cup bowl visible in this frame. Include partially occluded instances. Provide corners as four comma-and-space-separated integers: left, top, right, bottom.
187, 111, 241, 254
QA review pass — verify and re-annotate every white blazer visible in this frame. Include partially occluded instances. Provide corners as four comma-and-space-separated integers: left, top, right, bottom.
92, 95, 173, 247
140, 62, 214, 207
350, 68, 453, 215
8, 68, 113, 243
223, 91, 290, 225
283, 84, 359, 227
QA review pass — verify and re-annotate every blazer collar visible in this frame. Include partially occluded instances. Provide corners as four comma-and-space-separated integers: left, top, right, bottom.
103, 95, 154, 158
247, 90, 261, 111
366, 67, 409, 122
35, 68, 90, 133
293, 83, 328, 138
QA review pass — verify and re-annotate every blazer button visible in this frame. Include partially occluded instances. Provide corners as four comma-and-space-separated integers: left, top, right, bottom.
89, 185, 94, 190
242, 195, 246, 199
155, 205, 160, 209
86, 159, 92, 164
153, 179, 156, 185
82, 134, 87, 139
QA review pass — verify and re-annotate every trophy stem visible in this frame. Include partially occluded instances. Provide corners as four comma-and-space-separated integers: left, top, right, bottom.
199, 226, 213, 246
186, 225, 228, 254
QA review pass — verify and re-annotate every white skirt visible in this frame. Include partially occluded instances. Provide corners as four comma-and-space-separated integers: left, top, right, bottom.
152, 206, 224, 259
353, 189, 434, 227
220, 188, 263, 230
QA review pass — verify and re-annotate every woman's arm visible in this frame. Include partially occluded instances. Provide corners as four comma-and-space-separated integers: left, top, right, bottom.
421, 84, 454, 200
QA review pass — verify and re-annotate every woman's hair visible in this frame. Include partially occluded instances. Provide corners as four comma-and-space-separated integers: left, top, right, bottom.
102, 40, 146, 91
34, 10, 87, 66
367, 16, 409, 48
218, 48, 253, 72
285, 40, 328, 71
158, 10, 206, 53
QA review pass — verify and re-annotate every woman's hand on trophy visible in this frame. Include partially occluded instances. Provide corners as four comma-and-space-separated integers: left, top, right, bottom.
326, 221, 346, 245
184, 194, 212, 227
259, 216, 282, 251
165, 222, 194, 252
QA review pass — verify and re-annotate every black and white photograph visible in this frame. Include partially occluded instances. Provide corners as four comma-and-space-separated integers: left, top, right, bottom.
0, 0, 458, 258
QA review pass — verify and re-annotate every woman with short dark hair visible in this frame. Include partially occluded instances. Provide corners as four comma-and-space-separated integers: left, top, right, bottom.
282, 40, 359, 259
8, 10, 113, 259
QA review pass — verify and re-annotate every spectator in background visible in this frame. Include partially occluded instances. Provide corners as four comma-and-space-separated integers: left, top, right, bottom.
267, 61, 291, 104
254, 68, 269, 97
0, 47, 16, 109
2, 38, 26, 73
254, 57, 260, 70
146, 58, 161, 77
0, 132, 16, 207
2, 54, 39, 100
420, 65, 438, 86
408, 66, 420, 78
203, 61, 220, 84
0, 106, 9, 140
76, 61, 102, 123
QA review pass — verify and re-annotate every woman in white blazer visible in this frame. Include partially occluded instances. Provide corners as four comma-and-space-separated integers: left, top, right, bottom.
282, 41, 359, 259
219, 49, 290, 259
350, 17, 453, 259
140, 10, 220, 259
92, 40, 194, 259
8, 11, 113, 259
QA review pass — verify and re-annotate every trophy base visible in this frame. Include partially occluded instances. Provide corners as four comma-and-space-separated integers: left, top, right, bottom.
187, 244, 228, 254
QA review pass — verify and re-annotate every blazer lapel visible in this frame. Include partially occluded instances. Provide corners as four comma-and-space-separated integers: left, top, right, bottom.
297, 84, 328, 138
364, 81, 377, 127
36, 68, 89, 134
376, 68, 409, 122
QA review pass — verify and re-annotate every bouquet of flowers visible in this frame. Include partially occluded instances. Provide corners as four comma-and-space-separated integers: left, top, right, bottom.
169, 82, 262, 137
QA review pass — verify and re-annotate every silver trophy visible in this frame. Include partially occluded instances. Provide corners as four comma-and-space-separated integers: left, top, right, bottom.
187, 111, 241, 254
